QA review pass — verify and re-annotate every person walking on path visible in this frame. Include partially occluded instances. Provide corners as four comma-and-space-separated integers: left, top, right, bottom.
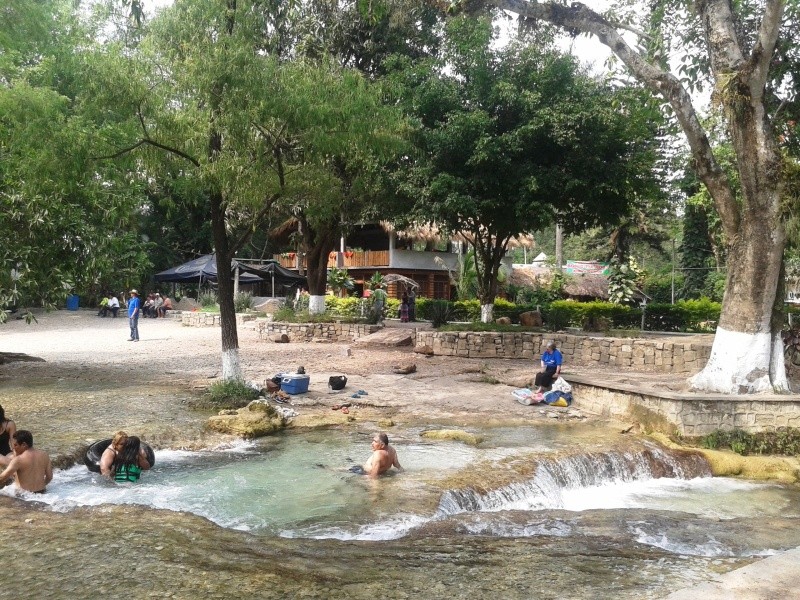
127, 289, 141, 342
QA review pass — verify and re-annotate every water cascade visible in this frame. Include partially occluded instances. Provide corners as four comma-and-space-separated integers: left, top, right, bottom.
437, 444, 711, 515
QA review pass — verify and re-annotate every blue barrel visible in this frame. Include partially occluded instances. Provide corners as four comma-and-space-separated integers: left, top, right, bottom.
66, 294, 79, 310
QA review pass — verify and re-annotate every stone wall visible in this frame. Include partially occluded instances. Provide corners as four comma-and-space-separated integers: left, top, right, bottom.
181, 312, 258, 327
570, 378, 800, 436
415, 331, 712, 374
256, 321, 380, 342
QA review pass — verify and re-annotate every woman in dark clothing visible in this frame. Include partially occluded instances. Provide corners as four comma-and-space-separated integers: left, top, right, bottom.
111, 436, 151, 483
0, 404, 17, 466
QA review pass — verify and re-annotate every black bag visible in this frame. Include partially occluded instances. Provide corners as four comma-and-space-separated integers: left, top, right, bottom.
328, 375, 347, 390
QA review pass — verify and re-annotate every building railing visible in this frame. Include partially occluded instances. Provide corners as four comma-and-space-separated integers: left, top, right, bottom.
274, 250, 390, 269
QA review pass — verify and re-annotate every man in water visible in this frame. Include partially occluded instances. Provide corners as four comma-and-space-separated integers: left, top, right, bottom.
0, 430, 53, 493
381, 433, 403, 472
350, 433, 392, 477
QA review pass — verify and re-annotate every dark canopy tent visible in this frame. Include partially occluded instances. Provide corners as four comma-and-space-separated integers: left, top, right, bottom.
154, 254, 264, 284
237, 261, 307, 297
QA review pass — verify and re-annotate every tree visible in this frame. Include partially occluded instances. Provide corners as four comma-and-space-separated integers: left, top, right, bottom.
473, 0, 795, 392
393, 16, 658, 321
0, 3, 152, 320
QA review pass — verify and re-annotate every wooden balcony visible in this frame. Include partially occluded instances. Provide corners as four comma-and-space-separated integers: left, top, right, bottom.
274, 250, 390, 270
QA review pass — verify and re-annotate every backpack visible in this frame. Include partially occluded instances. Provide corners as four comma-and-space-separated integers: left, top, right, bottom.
328, 375, 347, 391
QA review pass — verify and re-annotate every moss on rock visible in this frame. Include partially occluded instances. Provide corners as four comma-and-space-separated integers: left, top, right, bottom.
421, 429, 484, 446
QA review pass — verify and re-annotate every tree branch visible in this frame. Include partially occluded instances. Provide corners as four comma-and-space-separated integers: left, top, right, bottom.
230, 193, 281, 254
696, 0, 745, 76
748, 0, 785, 97
489, 0, 741, 239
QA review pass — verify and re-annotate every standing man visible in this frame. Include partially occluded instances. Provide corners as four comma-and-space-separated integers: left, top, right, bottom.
408, 288, 416, 322
371, 285, 387, 325
0, 430, 53, 493
127, 289, 141, 342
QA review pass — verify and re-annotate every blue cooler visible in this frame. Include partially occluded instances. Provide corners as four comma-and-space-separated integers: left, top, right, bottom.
281, 374, 310, 394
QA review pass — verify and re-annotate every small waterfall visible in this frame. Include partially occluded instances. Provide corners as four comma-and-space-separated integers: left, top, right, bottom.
437, 444, 711, 515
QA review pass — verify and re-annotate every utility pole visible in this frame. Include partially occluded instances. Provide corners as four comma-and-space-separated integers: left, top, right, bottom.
555, 223, 563, 273
671, 239, 676, 304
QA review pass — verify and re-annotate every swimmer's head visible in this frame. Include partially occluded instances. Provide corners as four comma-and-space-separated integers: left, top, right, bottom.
111, 430, 129, 451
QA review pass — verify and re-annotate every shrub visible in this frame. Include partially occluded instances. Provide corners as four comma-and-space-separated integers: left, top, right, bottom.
199, 379, 259, 410
701, 427, 800, 456
234, 292, 253, 312
427, 299, 454, 327
198, 291, 218, 308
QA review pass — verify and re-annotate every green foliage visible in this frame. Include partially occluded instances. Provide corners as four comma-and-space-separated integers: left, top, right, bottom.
199, 292, 218, 309
368, 272, 385, 290
426, 299, 454, 328
607, 257, 644, 306
702, 428, 800, 456
328, 267, 355, 297
201, 380, 259, 410
645, 298, 721, 332
234, 292, 253, 313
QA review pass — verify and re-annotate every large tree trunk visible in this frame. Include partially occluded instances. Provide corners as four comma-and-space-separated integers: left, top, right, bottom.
210, 189, 243, 381
691, 211, 787, 393
303, 224, 337, 315
491, 0, 788, 393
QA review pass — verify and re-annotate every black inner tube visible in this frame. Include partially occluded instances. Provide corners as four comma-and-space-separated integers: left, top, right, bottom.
84, 438, 156, 473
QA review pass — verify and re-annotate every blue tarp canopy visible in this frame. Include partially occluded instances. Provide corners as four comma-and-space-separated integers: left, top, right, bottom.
154, 254, 264, 284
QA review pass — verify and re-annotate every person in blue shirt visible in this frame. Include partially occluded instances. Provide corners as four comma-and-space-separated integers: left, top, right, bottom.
127, 289, 141, 342
535, 340, 563, 392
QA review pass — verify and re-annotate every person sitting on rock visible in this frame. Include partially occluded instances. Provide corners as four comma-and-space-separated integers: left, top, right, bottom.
534, 340, 562, 393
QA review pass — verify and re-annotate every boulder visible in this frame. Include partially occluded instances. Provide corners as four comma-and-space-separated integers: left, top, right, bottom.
273, 333, 290, 343
519, 310, 543, 327
392, 363, 417, 375
207, 400, 287, 438
413, 344, 434, 355
495, 317, 511, 325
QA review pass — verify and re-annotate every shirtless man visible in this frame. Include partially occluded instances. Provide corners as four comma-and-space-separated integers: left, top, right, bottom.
361, 434, 393, 478
0, 430, 53, 493
380, 433, 403, 472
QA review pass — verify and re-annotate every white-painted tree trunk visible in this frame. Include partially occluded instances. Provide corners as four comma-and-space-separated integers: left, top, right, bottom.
221, 348, 243, 381
690, 329, 788, 394
481, 303, 494, 323
308, 295, 326, 315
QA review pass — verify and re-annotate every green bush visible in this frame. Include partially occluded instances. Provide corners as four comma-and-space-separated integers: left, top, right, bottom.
198, 291, 218, 309
645, 298, 720, 332
200, 379, 259, 410
234, 292, 253, 312
701, 427, 800, 456
427, 299, 454, 327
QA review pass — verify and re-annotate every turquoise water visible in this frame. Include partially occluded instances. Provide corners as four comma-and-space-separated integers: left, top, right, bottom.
9, 426, 800, 555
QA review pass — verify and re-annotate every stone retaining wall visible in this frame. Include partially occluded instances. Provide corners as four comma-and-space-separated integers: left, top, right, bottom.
415, 331, 712, 374
570, 378, 800, 436
256, 321, 380, 342
181, 312, 258, 327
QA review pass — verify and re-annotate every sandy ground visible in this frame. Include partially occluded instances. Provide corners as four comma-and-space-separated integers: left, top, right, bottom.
0, 309, 600, 462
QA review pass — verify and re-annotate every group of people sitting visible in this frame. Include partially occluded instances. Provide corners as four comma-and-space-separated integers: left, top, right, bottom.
97, 293, 121, 318
142, 293, 173, 318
